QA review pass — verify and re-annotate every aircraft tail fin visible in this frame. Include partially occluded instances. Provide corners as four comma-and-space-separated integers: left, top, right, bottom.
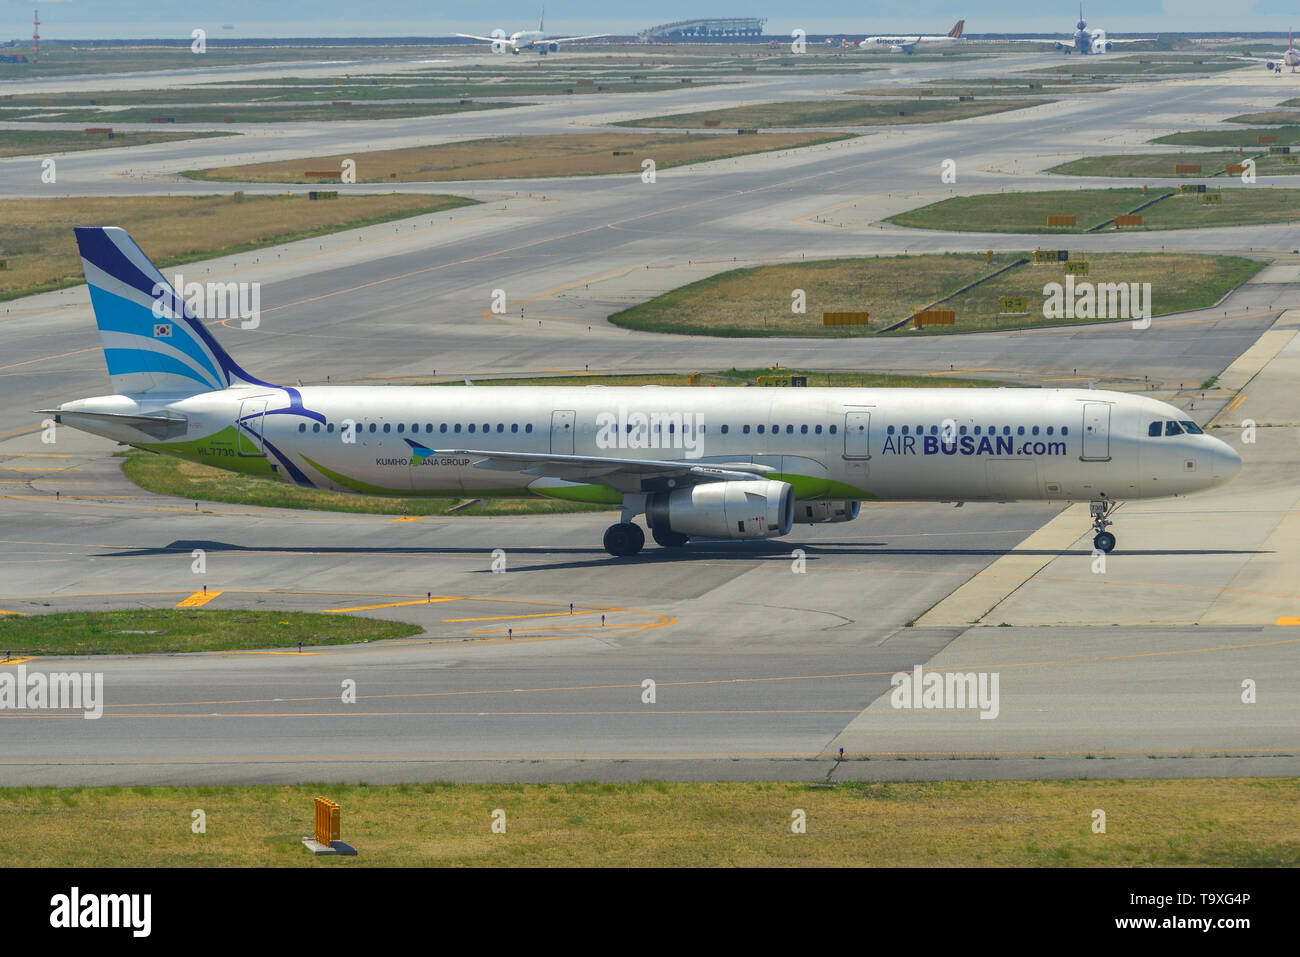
949, 20, 965, 39
73, 226, 272, 396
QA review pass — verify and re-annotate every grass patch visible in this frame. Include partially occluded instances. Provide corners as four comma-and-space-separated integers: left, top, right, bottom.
185, 131, 855, 184
0, 43, 433, 77
606, 253, 1262, 336
939, 253, 1263, 332
0, 609, 420, 656
616, 98, 1048, 129
1049, 151, 1298, 178
0, 779, 1295, 866
0, 100, 513, 124
120, 451, 611, 516
1152, 127, 1300, 148
0, 193, 476, 302
849, 83, 1112, 97
608, 254, 1022, 335
889, 187, 1300, 233
1227, 111, 1300, 125
0, 79, 712, 107
0, 128, 232, 158
1023, 57, 1246, 77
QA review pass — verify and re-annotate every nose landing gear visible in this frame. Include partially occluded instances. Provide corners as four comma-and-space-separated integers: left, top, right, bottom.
1090, 496, 1118, 552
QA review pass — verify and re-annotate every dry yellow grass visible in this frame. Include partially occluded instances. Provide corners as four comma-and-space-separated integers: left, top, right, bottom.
0, 193, 475, 300
187, 131, 853, 184
1, 779, 1295, 866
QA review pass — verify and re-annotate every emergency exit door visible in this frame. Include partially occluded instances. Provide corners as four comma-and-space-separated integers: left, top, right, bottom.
1081, 403, 1111, 461
843, 411, 871, 459
550, 410, 576, 455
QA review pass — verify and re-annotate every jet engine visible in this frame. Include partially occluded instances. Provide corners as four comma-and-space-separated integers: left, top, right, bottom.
548, 42, 559, 52
646, 480, 794, 540
795, 500, 861, 525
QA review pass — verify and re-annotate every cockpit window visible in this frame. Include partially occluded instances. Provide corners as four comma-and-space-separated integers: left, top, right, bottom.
1180, 420, 1204, 435
1148, 421, 1161, 437
1164, 421, 1184, 436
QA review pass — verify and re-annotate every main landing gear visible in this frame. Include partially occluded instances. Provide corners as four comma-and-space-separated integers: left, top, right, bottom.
1090, 496, 1118, 553
602, 522, 645, 557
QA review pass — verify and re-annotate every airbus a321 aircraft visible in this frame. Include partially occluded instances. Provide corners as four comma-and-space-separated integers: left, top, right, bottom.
456, 8, 606, 54
46, 228, 1242, 558
858, 20, 966, 54
1231, 32, 1300, 74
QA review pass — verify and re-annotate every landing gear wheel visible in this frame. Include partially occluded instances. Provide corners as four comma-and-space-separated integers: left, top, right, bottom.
603, 522, 644, 557
1089, 496, 1118, 554
651, 526, 689, 548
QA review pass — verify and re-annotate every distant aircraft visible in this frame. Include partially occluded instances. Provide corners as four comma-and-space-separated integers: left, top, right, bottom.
1231, 32, 1300, 73
1008, 6, 1153, 54
45, 227, 1243, 558
858, 20, 965, 54
457, 7, 607, 55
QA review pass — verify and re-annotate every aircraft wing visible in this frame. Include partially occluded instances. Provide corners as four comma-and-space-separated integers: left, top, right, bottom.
406, 440, 772, 492
547, 34, 610, 44
455, 33, 504, 42
1103, 38, 1155, 44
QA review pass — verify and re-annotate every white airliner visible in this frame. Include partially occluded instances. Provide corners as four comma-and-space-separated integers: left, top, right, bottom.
456, 8, 607, 55
1010, 6, 1153, 55
44, 228, 1242, 557
1231, 32, 1300, 74
858, 20, 966, 54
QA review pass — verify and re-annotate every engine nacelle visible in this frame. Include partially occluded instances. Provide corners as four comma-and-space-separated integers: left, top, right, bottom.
548, 42, 559, 53
795, 500, 861, 525
647, 480, 794, 540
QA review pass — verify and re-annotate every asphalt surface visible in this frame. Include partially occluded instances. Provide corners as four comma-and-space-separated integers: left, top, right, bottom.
1, 49, 1296, 784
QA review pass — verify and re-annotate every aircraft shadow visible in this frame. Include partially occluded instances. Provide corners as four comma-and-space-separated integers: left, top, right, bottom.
92, 539, 1265, 575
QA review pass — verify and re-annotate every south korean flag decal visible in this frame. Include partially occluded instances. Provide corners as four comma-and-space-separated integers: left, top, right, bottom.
153, 322, 173, 338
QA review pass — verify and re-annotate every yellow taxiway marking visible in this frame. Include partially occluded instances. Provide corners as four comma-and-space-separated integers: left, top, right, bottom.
443, 609, 610, 623
206, 650, 323, 657
389, 516, 423, 522
0, 610, 24, 616
469, 623, 648, 636
1222, 391, 1249, 416
0, 481, 96, 486
176, 590, 223, 608
1277, 617, 1300, 626
327, 597, 463, 613
0, 467, 84, 472
0, 657, 37, 665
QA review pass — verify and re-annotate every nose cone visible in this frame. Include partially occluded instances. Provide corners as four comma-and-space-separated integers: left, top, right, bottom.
1208, 438, 1243, 487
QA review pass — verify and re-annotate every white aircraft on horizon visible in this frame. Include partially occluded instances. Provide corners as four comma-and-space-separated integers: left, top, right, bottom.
456, 7, 607, 55
858, 20, 966, 54
1008, 6, 1154, 54
45, 228, 1243, 558
1230, 32, 1300, 73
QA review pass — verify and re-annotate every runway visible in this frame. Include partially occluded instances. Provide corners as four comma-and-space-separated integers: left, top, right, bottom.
1, 48, 1297, 784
